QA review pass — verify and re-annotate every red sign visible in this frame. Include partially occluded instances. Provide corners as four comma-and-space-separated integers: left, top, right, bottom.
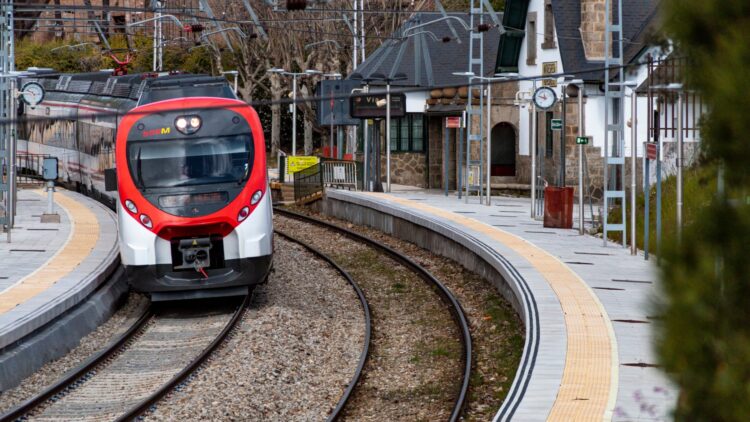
646, 143, 658, 161
446, 116, 462, 128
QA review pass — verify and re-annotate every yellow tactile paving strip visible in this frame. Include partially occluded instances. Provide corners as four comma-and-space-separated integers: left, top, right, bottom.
0, 190, 100, 314
362, 193, 618, 421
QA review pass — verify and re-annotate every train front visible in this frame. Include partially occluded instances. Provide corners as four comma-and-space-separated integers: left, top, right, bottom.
115, 97, 272, 301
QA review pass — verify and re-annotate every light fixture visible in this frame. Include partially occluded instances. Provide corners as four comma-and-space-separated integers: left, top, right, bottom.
139, 214, 153, 229
250, 190, 263, 205
175, 115, 201, 134
237, 206, 250, 222
125, 200, 138, 214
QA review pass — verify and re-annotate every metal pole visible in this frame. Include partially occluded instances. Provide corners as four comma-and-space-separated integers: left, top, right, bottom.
47, 181, 55, 215
458, 111, 464, 200
644, 141, 650, 260
386, 82, 391, 192
676, 91, 683, 242
444, 121, 449, 196
578, 85, 584, 234
560, 84, 566, 187
363, 119, 369, 191
656, 103, 662, 260
486, 82, 492, 205
630, 88, 637, 255
292, 74, 297, 156
531, 103, 537, 218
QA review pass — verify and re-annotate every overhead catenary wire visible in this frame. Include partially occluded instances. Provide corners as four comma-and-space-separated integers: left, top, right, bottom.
0, 55, 680, 128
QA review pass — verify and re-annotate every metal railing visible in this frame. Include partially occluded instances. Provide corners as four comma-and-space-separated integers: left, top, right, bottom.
16, 153, 50, 184
293, 162, 323, 203
322, 160, 359, 190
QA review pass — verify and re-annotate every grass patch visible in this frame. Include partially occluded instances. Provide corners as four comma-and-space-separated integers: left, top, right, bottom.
606, 164, 718, 250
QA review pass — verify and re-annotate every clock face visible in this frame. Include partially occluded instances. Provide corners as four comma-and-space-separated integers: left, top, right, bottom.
21, 82, 45, 107
533, 86, 557, 110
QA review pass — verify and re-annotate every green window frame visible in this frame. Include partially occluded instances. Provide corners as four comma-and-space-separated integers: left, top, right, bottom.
389, 113, 426, 153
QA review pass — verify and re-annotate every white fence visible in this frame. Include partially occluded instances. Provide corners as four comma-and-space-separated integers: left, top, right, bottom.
322, 161, 358, 190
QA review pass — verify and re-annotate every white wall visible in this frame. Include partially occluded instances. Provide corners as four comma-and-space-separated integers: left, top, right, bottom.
517, 0, 564, 157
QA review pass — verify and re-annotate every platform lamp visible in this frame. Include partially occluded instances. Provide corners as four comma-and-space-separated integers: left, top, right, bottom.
368, 72, 408, 193
266, 68, 322, 156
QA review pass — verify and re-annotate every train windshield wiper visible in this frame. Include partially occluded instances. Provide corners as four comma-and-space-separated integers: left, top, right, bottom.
136, 148, 145, 189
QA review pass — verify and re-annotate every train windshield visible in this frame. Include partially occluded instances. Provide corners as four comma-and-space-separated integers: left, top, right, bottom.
127, 135, 254, 189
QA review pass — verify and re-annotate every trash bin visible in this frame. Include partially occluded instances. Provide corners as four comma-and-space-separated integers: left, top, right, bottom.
543, 186, 574, 229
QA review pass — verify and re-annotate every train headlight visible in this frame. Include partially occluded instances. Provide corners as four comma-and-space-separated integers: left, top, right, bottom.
250, 190, 263, 205
237, 206, 250, 222
124, 199, 138, 214
175, 115, 201, 134
139, 214, 153, 229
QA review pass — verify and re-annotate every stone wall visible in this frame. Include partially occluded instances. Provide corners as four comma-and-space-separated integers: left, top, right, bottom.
379, 152, 428, 187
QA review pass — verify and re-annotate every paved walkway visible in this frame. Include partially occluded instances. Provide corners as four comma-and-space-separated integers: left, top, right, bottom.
326, 188, 676, 422
0, 188, 119, 350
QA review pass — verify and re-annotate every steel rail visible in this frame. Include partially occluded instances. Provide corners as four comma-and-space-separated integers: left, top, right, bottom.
114, 292, 252, 421
0, 308, 154, 422
274, 229, 372, 422
274, 207, 473, 422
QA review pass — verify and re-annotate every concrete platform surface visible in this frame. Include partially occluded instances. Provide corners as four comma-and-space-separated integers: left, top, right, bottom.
325, 188, 677, 422
0, 188, 119, 350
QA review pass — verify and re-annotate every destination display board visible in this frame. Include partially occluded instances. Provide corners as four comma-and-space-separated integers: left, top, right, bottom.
350, 93, 406, 119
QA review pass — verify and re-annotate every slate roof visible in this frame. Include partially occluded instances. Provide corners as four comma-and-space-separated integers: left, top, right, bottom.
349, 12, 502, 87
551, 0, 661, 81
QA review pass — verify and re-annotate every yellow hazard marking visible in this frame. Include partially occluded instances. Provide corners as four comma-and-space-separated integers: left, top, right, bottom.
0, 190, 100, 315
192, 239, 198, 246
361, 193, 618, 421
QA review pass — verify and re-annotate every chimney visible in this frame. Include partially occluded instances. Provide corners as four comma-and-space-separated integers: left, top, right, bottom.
580, 0, 608, 61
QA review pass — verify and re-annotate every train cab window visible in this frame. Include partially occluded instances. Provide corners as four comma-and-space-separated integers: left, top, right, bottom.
138, 83, 236, 106
127, 134, 254, 189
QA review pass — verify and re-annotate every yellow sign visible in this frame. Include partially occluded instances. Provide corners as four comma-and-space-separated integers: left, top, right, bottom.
542, 62, 558, 87
287, 156, 320, 173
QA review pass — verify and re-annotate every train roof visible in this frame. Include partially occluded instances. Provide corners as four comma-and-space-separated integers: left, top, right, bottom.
19, 70, 232, 102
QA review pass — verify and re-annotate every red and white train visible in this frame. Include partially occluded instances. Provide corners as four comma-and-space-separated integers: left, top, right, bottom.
19, 71, 273, 301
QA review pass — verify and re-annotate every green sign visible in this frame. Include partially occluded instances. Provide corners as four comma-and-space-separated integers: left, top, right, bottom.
551, 119, 563, 130
576, 136, 590, 145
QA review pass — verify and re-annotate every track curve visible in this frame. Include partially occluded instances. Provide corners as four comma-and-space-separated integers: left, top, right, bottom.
274, 207, 473, 422
274, 229, 372, 422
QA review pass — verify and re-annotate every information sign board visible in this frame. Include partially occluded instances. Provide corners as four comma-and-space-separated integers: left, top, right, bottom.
646, 143, 658, 161
575, 136, 590, 145
446, 116, 462, 128
286, 156, 320, 173
551, 119, 563, 130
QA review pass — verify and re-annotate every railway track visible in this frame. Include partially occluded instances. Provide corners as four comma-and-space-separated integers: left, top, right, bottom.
273, 230, 372, 422
0, 294, 252, 422
275, 207, 472, 422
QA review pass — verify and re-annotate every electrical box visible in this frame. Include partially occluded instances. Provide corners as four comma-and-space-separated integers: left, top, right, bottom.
42, 157, 58, 181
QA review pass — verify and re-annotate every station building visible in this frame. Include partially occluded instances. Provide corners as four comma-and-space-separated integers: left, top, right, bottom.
351, 1, 702, 199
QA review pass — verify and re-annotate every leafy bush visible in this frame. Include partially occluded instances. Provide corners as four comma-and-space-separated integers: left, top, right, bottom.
656, 1, 750, 420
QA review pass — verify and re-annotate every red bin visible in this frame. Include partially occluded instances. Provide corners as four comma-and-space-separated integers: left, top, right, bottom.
543, 186, 574, 229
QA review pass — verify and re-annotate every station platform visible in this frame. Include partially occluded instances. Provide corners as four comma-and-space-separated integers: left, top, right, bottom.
0, 188, 121, 390
322, 187, 676, 422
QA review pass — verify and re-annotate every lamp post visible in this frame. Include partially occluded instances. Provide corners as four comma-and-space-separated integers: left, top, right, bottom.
127, 13, 184, 72
367, 72, 407, 193
661, 83, 685, 241
266, 68, 322, 156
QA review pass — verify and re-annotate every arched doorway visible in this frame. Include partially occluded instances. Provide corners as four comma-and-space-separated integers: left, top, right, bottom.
491, 122, 516, 176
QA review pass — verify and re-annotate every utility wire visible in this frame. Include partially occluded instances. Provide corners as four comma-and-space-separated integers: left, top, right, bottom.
0, 56, 680, 127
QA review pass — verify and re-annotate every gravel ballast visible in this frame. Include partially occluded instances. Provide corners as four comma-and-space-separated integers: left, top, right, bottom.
0, 292, 150, 414
276, 215, 464, 421
286, 206, 525, 421
143, 236, 365, 420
